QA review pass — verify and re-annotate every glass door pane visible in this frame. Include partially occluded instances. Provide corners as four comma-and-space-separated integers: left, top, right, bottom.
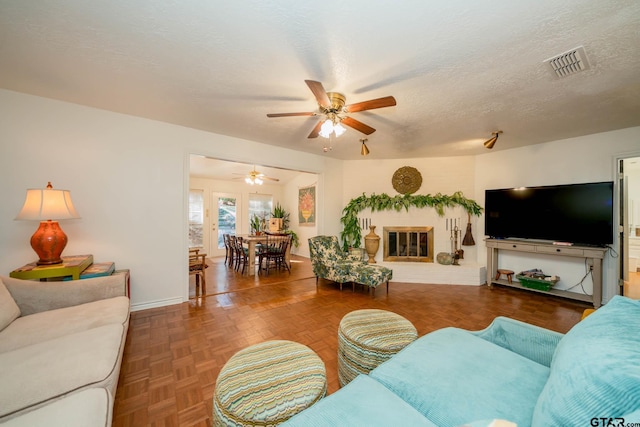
218, 197, 237, 249
189, 190, 204, 248
211, 192, 240, 257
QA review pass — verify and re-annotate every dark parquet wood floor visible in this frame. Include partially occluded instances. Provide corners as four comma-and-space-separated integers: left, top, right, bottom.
113, 255, 590, 427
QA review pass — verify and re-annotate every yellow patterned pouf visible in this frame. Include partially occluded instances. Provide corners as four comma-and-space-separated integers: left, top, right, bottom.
213, 340, 327, 426
338, 309, 418, 387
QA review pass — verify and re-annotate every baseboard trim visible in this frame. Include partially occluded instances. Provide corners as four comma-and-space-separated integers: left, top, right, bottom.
131, 296, 183, 312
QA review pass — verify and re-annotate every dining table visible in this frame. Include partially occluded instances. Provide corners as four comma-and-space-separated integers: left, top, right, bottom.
237, 234, 292, 276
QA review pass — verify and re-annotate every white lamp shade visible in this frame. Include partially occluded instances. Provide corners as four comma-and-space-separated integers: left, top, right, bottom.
16, 188, 80, 221
319, 119, 334, 138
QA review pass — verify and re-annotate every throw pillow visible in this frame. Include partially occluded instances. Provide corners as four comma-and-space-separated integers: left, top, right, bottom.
0, 278, 21, 331
532, 295, 640, 426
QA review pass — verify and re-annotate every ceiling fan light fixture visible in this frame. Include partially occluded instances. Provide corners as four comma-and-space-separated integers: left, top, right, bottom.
319, 119, 334, 138
254, 177, 263, 185
333, 122, 346, 137
484, 131, 503, 149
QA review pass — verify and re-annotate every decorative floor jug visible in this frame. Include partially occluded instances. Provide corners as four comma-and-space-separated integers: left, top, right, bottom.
364, 225, 380, 264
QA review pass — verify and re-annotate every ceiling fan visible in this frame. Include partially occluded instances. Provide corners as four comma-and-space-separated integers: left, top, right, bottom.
233, 166, 279, 185
267, 80, 397, 139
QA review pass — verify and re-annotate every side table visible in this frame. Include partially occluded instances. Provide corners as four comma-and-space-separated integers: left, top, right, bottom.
10, 255, 94, 281
9, 256, 128, 297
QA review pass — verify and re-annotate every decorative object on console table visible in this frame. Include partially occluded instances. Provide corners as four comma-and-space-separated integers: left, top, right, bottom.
10, 254, 94, 281
63, 262, 115, 280
495, 269, 515, 284
14, 182, 81, 265
516, 268, 560, 292
364, 225, 380, 264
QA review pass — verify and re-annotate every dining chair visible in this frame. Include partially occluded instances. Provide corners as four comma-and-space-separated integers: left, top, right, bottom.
189, 250, 207, 297
223, 234, 234, 266
233, 236, 249, 274
259, 234, 291, 275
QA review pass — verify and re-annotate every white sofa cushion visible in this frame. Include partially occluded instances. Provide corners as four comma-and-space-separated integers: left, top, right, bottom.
0, 296, 129, 353
0, 388, 112, 427
0, 323, 124, 420
0, 280, 20, 332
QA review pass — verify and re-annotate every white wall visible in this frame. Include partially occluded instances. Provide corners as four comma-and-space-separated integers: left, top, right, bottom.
627, 165, 640, 234
342, 156, 477, 254
475, 127, 640, 303
340, 129, 640, 300
284, 174, 320, 258
2, 88, 637, 309
342, 157, 483, 284
0, 89, 343, 310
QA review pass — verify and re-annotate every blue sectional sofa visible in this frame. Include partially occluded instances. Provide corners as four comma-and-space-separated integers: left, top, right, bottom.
283, 295, 640, 427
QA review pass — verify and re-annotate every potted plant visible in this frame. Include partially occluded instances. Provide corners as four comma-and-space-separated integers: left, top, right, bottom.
270, 202, 287, 232
270, 203, 299, 248
250, 214, 262, 235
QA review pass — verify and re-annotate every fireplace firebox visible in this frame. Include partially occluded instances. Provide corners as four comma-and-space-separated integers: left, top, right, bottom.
383, 226, 434, 262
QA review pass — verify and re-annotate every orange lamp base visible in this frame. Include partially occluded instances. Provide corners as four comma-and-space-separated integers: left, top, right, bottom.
30, 220, 68, 265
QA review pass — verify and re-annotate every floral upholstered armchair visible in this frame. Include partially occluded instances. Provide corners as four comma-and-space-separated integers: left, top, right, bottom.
308, 236, 393, 294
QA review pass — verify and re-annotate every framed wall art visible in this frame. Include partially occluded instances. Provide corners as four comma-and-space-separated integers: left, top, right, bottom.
298, 185, 316, 226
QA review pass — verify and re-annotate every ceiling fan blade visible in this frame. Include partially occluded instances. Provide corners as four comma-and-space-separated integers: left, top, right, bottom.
345, 96, 397, 113
305, 80, 331, 109
263, 176, 280, 182
307, 120, 323, 138
267, 112, 315, 118
342, 117, 376, 135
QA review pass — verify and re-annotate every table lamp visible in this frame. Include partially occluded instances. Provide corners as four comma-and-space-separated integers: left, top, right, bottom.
15, 182, 80, 265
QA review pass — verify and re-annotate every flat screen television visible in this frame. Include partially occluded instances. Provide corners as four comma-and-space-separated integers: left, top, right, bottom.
484, 181, 614, 247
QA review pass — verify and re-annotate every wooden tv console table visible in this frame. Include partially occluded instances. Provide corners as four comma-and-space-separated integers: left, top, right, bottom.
486, 238, 607, 307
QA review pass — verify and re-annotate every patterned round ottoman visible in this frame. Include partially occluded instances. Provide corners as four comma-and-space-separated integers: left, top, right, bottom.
213, 340, 327, 426
338, 309, 418, 387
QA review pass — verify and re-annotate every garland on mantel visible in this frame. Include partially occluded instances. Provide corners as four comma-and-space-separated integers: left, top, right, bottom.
340, 191, 483, 250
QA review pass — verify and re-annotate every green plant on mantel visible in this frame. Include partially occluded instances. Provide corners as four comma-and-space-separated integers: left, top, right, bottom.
340, 191, 483, 251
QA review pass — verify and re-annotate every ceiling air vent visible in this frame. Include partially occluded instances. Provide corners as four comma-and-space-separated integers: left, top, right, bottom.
544, 46, 591, 78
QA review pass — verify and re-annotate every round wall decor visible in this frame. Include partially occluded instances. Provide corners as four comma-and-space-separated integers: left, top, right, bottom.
392, 166, 422, 194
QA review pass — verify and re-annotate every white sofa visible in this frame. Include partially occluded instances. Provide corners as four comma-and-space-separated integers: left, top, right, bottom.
0, 272, 130, 426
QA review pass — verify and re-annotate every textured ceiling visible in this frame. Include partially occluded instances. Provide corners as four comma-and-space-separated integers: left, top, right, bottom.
1, 0, 639, 160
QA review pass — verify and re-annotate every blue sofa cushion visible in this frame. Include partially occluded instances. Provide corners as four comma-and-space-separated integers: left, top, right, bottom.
532, 296, 640, 426
369, 327, 549, 427
282, 375, 437, 427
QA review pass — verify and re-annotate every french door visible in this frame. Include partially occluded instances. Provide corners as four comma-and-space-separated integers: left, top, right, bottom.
210, 192, 240, 257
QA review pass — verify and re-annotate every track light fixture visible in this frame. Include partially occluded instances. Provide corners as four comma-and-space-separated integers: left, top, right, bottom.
484, 131, 503, 149
360, 138, 370, 156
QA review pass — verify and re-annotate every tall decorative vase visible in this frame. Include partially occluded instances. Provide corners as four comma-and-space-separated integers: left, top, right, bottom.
364, 225, 380, 264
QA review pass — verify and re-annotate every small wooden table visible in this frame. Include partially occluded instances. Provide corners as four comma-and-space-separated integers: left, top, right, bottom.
237, 234, 292, 276
10, 254, 94, 281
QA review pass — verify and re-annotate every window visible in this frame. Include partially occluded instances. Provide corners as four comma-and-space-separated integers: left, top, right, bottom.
248, 193, 272, 232
188, 189, 204, 248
